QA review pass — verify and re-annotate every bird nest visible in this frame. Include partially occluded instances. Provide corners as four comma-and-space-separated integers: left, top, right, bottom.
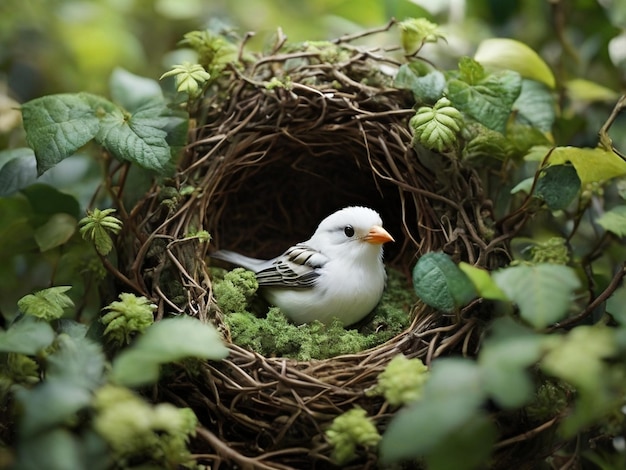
116, 24, 512, 468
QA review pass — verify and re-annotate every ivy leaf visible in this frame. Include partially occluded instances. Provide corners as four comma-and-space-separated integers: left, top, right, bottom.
526, 146, 626, 184
474, 38, 555, 89
534, 164, 581, 210
380, 358, 486, 463
0, 316, 55, 355
34, 213, 77, 252
448, 58, 522, 133
112, 316, 229, 387
110, 68, 163, 112
21, 93, 112, 175
413, 252, 476, 312
492, 264, 580, 329
17, 286, 74, 321
95, 98, 185, 173
596, 205, 626, 237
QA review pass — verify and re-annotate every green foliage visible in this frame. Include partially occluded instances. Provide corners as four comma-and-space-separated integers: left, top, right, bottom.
101, 293, 156, 347
326, 407, 381, 465
0, 287, 227, 469
380, 358, 492, 467
370, 354, 429, 406
534, 164, 581, 210
412, 252, 476, 312
17, 286, 74, 321
179, 29, 240, 78
447, 57, 522, 134
597, 205, 626, 237
398, 18, 443, 55
160, 62, 212, 98
409, 97, 464, 152
78, 208, 123, 256
493, 264, 581, 329
112, 316, 229, 387
474, 38, 556, 89
93, 385, 198, 468
21, 70, 188, 175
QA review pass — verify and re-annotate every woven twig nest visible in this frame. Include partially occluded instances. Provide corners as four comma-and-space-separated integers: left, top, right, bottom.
117, 25, 507, 469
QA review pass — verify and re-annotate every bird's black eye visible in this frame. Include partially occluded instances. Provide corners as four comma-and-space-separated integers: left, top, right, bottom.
344, 225, 355, 237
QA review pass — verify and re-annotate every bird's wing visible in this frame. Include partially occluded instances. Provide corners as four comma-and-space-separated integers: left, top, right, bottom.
255, 244, 327, 288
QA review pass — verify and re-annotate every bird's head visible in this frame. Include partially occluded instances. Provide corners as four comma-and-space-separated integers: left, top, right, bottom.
309, 206, 394, 261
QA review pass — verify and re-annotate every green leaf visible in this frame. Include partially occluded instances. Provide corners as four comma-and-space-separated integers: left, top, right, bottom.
0, 316, 55, 355
21, 94, 104, 175
21, 184, 81, 219
380, 358, 485, 463
458, 262, 508, 300
541, 325, 617, 436
413, 252, 477, 312
542, 325, 615, 392
15, 380, 91, 437
565, 79, 619, 102
0, 148, 37, 196
448, 59, 522, 133
479, 317, 546, 408
110, 68, 163, 112
606, 285, 626, 324
534, 164, 581, 210
596, 205, 626, 237
14, 428, 108, 470
409, 98, 464, 152
18, 286, 74, 321
492, 264, 581, 328
426, 414, 496, 470
33, 213, 77, 252
46, 333, 105, 391
398, 18, 443, 55
394, 65, 446, 103
78, 208, 122, 256
95, 99, 183, 173
514, 79, 556, 133
112, 316, 228, 387
526, 146, 626, 185
474, 38, 555, 89
0, 197, 36, 259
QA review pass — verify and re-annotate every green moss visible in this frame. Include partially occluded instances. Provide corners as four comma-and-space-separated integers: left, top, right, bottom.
213, 268, 258, 314
325, 407, 381, 465
218, 267, 415, 360
369, 354, 429, 406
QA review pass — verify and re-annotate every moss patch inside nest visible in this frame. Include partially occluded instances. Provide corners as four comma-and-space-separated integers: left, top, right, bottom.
212, 267, 414, 360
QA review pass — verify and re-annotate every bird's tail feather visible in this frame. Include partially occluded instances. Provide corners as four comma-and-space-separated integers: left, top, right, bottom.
210, 250, 269, 272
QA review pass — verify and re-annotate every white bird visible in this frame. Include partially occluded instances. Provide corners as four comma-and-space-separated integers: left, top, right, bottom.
211, 206, 394, 326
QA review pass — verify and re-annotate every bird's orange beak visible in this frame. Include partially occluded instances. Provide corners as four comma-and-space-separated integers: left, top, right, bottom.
363, 225, 394, 245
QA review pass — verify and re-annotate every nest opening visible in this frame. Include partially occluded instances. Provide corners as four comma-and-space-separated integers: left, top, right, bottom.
208, 133, 418, 267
